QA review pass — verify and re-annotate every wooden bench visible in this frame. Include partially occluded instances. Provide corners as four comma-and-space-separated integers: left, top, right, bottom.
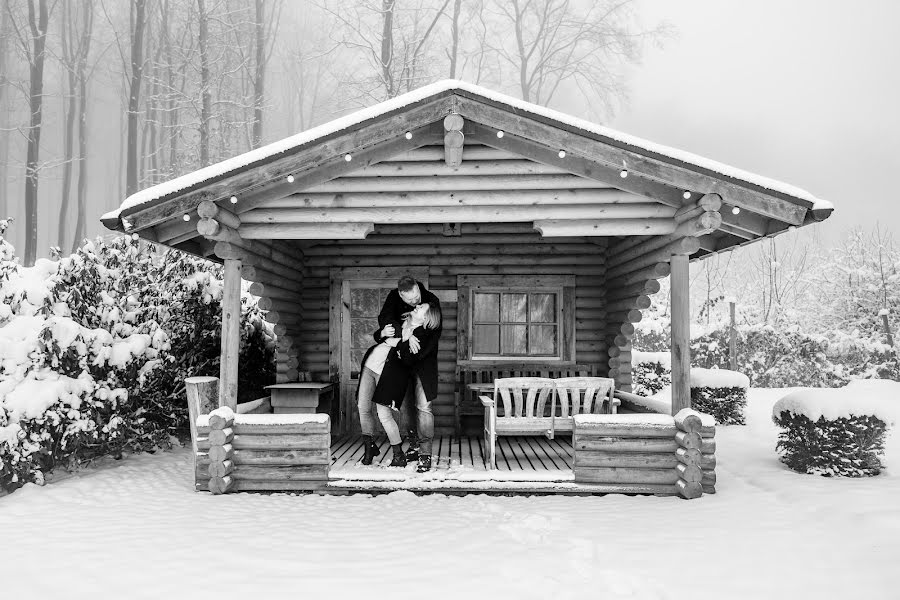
456, 363, 597, 432
479, 376, 617, 469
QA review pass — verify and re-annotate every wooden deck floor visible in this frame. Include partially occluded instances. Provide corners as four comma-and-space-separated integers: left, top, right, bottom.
320, 434, 641, 495
331, 434, 574, 471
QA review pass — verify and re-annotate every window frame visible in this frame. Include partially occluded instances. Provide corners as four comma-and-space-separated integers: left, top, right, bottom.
457, 274, 576, 365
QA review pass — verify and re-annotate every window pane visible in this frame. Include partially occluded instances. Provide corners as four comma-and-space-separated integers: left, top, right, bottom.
501, 324, 527, 354
530, 294, 556, 323
351, 318, 378, 349
350, 288, 381, 317
501, 294, 527, 323
529, 325, 558, 355
473, 293, 500, 322
473, 325, 500, 354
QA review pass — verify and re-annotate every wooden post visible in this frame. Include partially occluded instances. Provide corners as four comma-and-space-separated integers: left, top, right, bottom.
670, 253, 690, 415
729, 301, 737, 370
185, 375, 219, 488
219, 258, 242, 410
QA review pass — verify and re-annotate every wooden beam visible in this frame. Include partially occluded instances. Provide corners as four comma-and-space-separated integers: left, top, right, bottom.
674, 193, 722, 223
304, 174, 619, 194
239, 223, 375, 240
342, 159, 569, 177
122, 97, 451, 231
263, 188, 648, 209
220, 258, 241, 410
534, 218, 674, 237
214, 242, 303, 281
240, 203, 675, 225
467, 123, 683, 208
670, 253, 690, 415
387, 146, 519, 162
606, 237, 701, 279
458, 97, 809, 224
198, 200, 241, 229
444, 113, 465, 168
610, 262, 671, 287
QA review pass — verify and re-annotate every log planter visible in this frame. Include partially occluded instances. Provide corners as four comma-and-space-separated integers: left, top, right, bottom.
196, 411, 331, 493
572, 409, 716, 498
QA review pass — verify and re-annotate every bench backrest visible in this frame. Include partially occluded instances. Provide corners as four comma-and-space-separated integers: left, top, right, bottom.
493, 377, 557, 419
554, 377, 616, 416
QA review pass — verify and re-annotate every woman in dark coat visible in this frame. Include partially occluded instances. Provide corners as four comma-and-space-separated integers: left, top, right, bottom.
359, 302, 441, 467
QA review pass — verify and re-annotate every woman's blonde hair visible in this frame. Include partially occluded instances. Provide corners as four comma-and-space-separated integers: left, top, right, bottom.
407, 302, 441, 330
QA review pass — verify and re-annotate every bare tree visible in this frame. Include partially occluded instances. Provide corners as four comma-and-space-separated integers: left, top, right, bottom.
486, 0, 671, 114
126, 0, 147, 196
197, 0, 210, 166
0, 6, 12, 221
6, 0, 53, 265
70, 0, 94, 252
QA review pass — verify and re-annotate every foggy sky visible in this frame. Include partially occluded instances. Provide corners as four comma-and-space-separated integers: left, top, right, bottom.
610, 0, 900, 242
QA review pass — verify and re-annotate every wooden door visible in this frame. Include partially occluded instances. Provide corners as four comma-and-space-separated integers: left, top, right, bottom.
330, 268, 428, 436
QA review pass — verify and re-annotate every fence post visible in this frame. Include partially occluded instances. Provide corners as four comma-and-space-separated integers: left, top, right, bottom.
729, 301, 737, 370
881, 310, 894, 347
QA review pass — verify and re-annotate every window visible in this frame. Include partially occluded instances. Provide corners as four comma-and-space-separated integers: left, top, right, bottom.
458, 275, 576, 362
472, 291, 559, 357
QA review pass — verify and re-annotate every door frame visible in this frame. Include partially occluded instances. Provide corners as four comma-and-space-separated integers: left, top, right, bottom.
329, 267, 429, 435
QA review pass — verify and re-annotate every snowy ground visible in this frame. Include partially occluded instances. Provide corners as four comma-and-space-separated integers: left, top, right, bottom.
2, 389, 898, 600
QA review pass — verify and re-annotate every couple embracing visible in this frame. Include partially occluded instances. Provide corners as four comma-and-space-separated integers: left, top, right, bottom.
357, 275, 442, 473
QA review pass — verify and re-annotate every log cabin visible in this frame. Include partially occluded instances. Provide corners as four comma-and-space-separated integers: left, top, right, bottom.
101, 80, 833, 497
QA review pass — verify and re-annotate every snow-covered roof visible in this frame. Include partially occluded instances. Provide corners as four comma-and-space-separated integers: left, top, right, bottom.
102, 79, 832, 226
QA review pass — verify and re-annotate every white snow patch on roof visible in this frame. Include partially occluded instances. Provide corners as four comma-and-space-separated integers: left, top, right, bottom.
104, 80, 831, 224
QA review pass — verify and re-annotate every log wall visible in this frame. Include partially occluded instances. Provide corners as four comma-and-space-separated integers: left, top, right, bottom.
572, 409, 716, 498
295, 223, 609, 434
196, 412, 331, 493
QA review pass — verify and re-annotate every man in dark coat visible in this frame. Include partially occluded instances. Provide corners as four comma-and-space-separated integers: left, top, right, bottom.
373, 274, 441, 471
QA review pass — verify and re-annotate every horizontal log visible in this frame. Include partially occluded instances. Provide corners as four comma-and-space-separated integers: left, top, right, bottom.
304, 254, 603, 267
301, 177, 627, 195
197, 421, 329, 436
675, 411, 704, 433
240, 222, 375, 240
606, 237, 701, 279
574, 451, 678, 469
606, 295, 651, 314
230, 480, 328, 491
221, 465, 329, 481
675, 210, 721, 237
240, 203, 676, 225
389, 146, 523, 162
611, 262, 671, 287
208, 459, 234, 478
574, 466, 679, 485
676, 479, 703, 499
208, 413, 234, 430
249, 281, 298, 301
702, 469, 716, 486
258, 296, 303, 314
606, 279, 661, 301
676, 462, 703, 484
535, 218, 675, 237
343, 159, 570, 177
606, 309, 643, 324
242, 266, 305, 292
208, 428, 234, 446
675, 431, 702, 449
197, 448, 330, 467
301, 242, 604, 257
214, 242, 304, 281
574, 422, 675, 438
208, 475, 234, 494
208, 444, 234, 462
674, 193, 723, 223
575, 437, 678, 453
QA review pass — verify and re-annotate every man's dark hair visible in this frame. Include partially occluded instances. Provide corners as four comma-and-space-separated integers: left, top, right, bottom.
397, 275, 417, 292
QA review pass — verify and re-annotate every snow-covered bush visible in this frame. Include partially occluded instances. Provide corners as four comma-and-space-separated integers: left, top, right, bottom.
689, 368, 749, 425
632, 351, 671, 396
0, 224, 275, 492
772, 380, 900, 477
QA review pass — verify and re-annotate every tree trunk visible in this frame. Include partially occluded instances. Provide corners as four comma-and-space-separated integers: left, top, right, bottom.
71, 0, 93, 253
449, 0, 462, 78
126, 0, 146, 196
380, 0, 394, 98
0, 5, 12, 221
251, 0, 264, 149
24, 0, 50, 266
198, 0, 210, 166
58, 0, 76, 250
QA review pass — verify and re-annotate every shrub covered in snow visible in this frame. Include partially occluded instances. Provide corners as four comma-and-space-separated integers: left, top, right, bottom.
632, 351, 671, 397
772, 380, 900, 477
689, 368, 750, 425
0, 224, 275, 492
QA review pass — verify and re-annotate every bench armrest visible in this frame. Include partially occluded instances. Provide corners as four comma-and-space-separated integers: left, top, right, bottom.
479, 395, 495, 407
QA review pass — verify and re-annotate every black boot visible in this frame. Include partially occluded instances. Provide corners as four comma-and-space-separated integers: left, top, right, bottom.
405, 444, 420, 462
416, 454, 432, 473
389, 444, 407, 467
361, 436, 380, 466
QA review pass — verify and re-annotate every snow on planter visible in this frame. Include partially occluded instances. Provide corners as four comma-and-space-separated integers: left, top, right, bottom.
690, 368, 750, 426
772, 379, 900, 477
